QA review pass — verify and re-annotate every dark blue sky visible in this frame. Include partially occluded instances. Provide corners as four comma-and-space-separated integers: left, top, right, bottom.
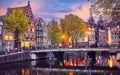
0, 0, 91, 23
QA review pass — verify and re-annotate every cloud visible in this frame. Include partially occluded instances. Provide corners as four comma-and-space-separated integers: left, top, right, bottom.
70, 2, 91, 21
0, 8, 6, 16
34, 2, 91, 23
0, 0, 91, 23
45, 2, 91, 22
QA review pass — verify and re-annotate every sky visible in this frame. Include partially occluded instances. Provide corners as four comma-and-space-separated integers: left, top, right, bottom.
0, 0, 91, 23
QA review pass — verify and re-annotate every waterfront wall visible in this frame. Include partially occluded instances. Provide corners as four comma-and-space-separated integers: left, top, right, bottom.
0, 52, 31, 64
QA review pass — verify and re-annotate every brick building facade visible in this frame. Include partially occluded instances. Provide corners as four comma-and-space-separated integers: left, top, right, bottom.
4, 1, 36, 51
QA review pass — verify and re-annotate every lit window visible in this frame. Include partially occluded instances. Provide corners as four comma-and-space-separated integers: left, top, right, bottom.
9, 36, 13, 40
28, 29, 30, 32
4, 35, 8, 40
32, 28, 35, 32
38, 38, 40, 42
37, 38, 39, 42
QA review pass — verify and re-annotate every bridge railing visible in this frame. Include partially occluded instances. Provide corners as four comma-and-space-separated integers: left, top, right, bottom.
0, 46, 120, 56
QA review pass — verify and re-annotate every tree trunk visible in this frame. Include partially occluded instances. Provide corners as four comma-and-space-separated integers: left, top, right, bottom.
14, 29, 21, 51
75, 38, 78, 48
72, 39, 76, 48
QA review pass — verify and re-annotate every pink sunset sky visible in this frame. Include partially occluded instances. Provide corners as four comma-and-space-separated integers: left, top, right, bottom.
0, 0, 92, 23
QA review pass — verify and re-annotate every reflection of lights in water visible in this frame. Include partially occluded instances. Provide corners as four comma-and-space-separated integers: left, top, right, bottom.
98, 56, 101, 59
89, 72, 92, 75
64, 58, 85, 67
60, 62, 63, 66
74, 59, 76, 66
108, 58, 113, 68
110, 72, 113, 75
69, 72, 73, 75
64, 60, 73, 66
22, 68, 29, 75
22, 69, 25, 75
25, 69, 30, 75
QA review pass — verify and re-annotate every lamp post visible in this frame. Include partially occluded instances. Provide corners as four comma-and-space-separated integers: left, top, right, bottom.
107, 27, 112, 48
0, 21, 3, 51
87, 31, 90, 48
85, 31, 90, 69
62, 35, 65, 48
117, 26, 120, 47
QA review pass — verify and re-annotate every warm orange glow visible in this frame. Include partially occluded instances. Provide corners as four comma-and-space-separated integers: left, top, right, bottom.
108, 58, 113, 68
60, 62, 63, 66
62, 35, 65, 39
69, 72, 73, 75
4, 35, 13, 40
59, 43, 62, 47
69, 37, 72, 42
32, 28, 35, 32
64, 60, 73, 66
25, 69, 29, 75
108, 28, 112, 45
64, 58, 85, 67
68, 45, 72, 48
22, 69, 25, 75
9, 36, 13, 40
21, 42, 29, 47
87, 31, 90, 35
4, 35, 8, 40
30, 42, 35, 46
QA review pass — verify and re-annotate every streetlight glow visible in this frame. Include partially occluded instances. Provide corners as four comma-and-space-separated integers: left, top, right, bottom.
62, 35, 65, 39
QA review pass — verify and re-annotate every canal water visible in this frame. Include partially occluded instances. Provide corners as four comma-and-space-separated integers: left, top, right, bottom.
0, 52, 120, 75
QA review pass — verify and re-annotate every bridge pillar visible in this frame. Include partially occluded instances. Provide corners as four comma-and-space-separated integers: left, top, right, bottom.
30, 54, 37, 60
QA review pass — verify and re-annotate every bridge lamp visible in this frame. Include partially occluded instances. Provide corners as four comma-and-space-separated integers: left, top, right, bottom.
107, 28, 112, 46
87, 31, 90, 48
62, 35, 65, 48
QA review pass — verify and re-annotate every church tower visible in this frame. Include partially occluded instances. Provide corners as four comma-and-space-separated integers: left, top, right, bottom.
28, 0, 31, 7
88, 13, 95, 28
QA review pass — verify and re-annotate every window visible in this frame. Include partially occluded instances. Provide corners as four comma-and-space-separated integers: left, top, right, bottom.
37, 26, 39, 30
36, 32, 39, 36
32, 35, 34, 40
31, 21, 34, 26
4, 35, 8, 40
31, 28, 35, 33
9, 36, 13, 40
36, 38, 39, 43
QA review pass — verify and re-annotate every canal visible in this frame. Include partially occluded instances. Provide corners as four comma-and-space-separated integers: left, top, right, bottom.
0, 51, 120, 75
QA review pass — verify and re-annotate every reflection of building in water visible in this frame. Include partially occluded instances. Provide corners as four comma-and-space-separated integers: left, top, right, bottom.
63, 51, 119, 68
0, 59, 120, 75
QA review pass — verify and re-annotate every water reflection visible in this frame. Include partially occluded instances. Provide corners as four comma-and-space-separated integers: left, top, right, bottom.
0, 59, 120, 75
63, 51, 120, 69
0, 51, 120, 75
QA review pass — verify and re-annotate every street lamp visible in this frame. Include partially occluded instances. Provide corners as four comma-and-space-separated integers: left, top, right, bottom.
117, 26, 120, 47
87, 31, 90, 48
62, 35, 65, 48
107, 27, 112, 47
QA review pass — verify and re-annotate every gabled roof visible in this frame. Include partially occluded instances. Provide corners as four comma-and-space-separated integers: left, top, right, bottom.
7, 6, 28, 14
6, 1, 33, 18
